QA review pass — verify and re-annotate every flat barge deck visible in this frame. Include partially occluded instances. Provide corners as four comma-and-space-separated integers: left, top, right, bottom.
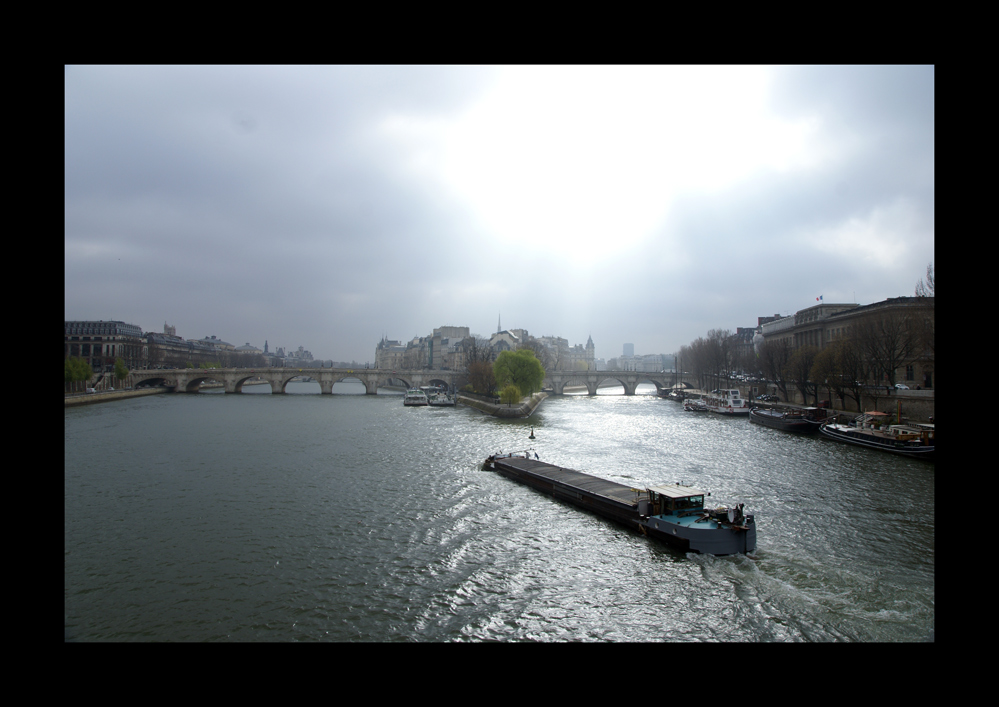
486, 456, 647, 530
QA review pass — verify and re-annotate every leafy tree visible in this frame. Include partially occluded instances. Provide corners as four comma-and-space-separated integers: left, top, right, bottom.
494, 349, 545, 397
65, 356, 93, 393
499, 384, 521, 405
114, 357, 129, 385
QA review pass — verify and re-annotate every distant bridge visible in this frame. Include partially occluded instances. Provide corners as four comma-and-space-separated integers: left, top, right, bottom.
129, 367, 460, 395
129, 367, 695, 396
544, 370, 692, 396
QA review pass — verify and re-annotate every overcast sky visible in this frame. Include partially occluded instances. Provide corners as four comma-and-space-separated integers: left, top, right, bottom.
65, 65, 934, 363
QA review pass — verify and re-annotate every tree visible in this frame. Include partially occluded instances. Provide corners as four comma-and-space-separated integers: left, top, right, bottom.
811, 339, 855, 408
114, 357, 129, 385
787, 345, 819, 404
517, 336, 553, 372
493, 349, 545, 397
758, 339, 792, 400
854, 308, 921, 387
467, 360, 496, 395
915, 263, 934, 297
65, 356, 93, 393
499, 384, 521, 405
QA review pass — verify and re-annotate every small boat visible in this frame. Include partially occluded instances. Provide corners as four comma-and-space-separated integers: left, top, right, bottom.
403, 388, 429, 406
483, 454, 756, 555
704, 389, 751, 416
819, 412, 935, 459
428, 392, 456, 406
684, 399, 708, 412
749, 406, 823, 433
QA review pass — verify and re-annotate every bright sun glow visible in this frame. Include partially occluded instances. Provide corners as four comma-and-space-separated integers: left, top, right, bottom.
419, 66, 819, 261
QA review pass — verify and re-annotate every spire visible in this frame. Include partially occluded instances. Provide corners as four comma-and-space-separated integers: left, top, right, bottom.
497, 312, 501, 334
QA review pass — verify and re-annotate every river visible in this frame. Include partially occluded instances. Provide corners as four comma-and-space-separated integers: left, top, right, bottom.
64, 381, 934, 641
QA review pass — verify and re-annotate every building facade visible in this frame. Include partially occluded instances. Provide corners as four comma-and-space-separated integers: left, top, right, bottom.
759, 297, 935, 388
65, 320, 146, 371
376, 326, 596, 372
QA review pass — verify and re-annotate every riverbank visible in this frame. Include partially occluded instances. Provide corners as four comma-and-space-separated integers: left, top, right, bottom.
65, 387, 167, 407
678, 388, 933, 424
457, 392, 547, 418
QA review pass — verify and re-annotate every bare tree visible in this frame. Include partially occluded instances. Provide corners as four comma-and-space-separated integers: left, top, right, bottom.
787, 344, 819, 404
854, 308, 921, 388
758, 338, 792, 401
517, 335, 554, 373
811, 337, 869, 410
915, 263, 935, 297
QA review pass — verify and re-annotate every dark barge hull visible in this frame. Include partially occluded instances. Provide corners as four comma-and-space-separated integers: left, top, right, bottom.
749, 408, 820, 433
819, 425, 935, 460
487, 457, 755, 554
488, 456, 646, 532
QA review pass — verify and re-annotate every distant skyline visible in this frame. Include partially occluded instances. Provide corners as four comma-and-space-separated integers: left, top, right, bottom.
66, 66, 934, 362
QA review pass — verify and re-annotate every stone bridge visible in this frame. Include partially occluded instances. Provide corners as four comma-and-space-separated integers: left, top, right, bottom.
129, 367, 462, 395
544, 371, 691, 396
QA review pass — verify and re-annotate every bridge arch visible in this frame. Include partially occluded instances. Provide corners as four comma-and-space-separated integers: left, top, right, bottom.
182, 374, 228, 393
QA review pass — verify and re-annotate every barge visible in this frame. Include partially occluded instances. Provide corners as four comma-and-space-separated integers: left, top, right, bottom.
749, 406, 823, 433
819, 413, 935, 459
483, 453, 756, 555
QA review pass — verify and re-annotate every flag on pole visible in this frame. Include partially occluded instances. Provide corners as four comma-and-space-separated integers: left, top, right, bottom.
816, 295, 823, 302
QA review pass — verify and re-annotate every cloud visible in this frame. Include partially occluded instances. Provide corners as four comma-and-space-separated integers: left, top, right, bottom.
65, 66, 933, 363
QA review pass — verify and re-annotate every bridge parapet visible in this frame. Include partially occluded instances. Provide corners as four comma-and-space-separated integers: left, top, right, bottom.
544, 371, 692, 395
128, 367, 463, 395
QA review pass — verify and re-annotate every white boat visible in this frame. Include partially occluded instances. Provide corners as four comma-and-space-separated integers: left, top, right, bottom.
428, 392, 456, 406
403, 389, 429, 406
703, 389, 751, 416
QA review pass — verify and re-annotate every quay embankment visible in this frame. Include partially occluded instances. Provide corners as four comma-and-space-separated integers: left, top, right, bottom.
65, 387, 167, 407
457, 392, 547, 418
680, 387, 934, 424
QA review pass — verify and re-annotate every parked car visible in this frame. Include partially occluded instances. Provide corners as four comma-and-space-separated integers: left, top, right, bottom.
895, 383, 909, 389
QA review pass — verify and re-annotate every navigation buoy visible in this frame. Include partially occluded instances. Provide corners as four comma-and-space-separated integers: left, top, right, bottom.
529, 426, 535, 439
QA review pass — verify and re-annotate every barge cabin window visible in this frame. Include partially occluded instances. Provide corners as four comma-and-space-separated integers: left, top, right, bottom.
648, 486, 706, 513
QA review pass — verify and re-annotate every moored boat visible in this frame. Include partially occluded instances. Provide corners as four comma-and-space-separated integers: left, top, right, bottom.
428, 392, 456, 406
749, 406, 823, 433
819, 412, 935, 459
483, 454, 756, 555
704, 389, 751, 416
684, 398, 708, 412
403, 388, 429, 406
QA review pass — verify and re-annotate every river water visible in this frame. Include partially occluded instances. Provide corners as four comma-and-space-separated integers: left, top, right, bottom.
64, 381, 934, 641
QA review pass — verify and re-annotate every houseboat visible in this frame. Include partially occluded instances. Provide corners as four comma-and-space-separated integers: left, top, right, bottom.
819, 412, 934, 459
